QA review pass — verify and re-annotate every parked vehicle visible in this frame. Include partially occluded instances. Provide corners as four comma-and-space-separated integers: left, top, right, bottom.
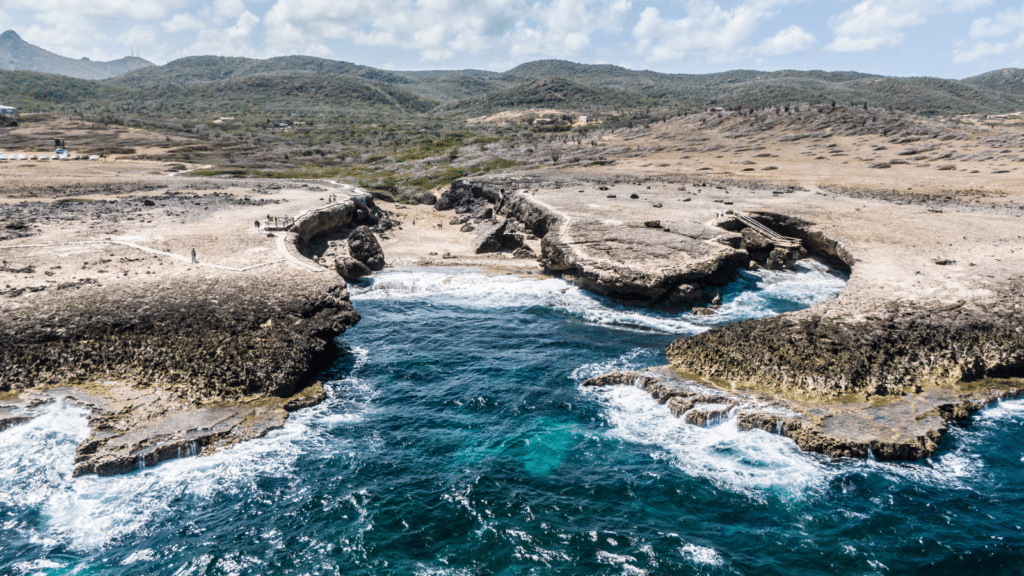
89, 155, 99, 161
38, 155, 48, 161
18, 154, 27, 160
0, 154, 7, 160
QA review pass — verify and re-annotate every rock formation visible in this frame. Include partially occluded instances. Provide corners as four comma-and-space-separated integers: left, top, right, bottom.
347, 225, 385, 271
583, 370, 1024, 461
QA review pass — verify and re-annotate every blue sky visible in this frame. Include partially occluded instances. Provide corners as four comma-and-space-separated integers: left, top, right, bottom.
2, 0, 1024, 78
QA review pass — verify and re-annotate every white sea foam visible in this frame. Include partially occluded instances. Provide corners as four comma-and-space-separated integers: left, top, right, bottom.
0, 356, 379, 553
584, 384, 832, 500
351, 261, 846, 335
583, 367, 1021, 498
680, 543, 724, 566
0, 399, 91, 508
120, 548, 157, 565
569, 347, 659, 382
595, 550, 647, 575
11, 558, 67, 576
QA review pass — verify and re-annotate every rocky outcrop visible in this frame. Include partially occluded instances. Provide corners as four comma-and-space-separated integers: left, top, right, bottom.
747, 212, 855, 270
347, 225, 385, 271
667, 297, 1024, 399
335, 256, 372, 282
0, 268, 360, 476
436, 178, 754, 305
291, 193, 379, 247
435, 180, 503, 211
583, 371, 740, 426
495, 191, 563, 238
583, 369, 1024, 461
539, 216, 748, 304
0, 270, 358, 401
473, 219, 507, 254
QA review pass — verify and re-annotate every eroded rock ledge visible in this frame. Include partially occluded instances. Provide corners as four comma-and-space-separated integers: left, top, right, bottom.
584, 370, 1024, 461
667, 293, 1024, 399
0, 270, 359, 476
436, 179, 749, 306
0, 188, 380, 476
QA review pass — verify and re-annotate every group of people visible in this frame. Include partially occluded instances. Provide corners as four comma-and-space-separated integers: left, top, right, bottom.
327, 194, 338, 203
255, 214, 291, 229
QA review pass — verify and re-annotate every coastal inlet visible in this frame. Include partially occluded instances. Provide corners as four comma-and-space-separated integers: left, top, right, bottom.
3, 265, 1023, 575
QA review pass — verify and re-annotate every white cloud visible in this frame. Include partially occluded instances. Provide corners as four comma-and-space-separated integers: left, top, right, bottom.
631, 0, 804, 63
953, 40, 1011, 63
214, 0, 247, 20
162, 13, 205, 33
118, 25, 159, 47
826, 0, 992, 52
955, 2, 1024, 63
758, 24, 814, 56
7, 0, 188, 61
262, 0, 629, 64
184, 10, 260, 57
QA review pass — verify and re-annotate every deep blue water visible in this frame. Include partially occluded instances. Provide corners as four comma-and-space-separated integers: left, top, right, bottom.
2, 262, 1023, 575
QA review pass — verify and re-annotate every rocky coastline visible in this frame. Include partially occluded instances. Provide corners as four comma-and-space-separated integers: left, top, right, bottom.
436, 179, 748, 307
582, 369, 1023, 461
0, 184, 382, 476
3, 163, 1023, 471
435, 174, 1024, 461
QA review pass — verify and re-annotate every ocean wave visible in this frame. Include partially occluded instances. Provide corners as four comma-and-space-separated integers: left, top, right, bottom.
351, 261, 846, 335
679, 543, 725, 567
0, 367, 379, 553
583, 384, 832, 501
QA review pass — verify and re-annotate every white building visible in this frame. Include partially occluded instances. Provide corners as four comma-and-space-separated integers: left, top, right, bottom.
0, 105, 16, 116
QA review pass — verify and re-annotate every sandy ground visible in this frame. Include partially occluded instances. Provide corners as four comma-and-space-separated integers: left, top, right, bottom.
0, 159, 543, 306
377, 200, 541, 272
582, 121, 1024, 199
514, 172, 1024, 310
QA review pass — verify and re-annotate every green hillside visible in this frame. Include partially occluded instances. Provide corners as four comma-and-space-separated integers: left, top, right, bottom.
5, 52, 1024, 121
963, 68, 1024, 96
0, 70, 129, 109
113, 55, 412, 87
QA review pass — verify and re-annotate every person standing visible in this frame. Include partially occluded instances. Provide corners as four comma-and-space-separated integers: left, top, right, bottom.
191, 248, 197, 263
255, 220, 260, 229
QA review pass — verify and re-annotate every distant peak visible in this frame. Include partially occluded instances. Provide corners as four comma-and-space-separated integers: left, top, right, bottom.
1, 30, 22, 40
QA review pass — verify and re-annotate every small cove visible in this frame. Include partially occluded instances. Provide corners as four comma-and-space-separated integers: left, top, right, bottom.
2, 263, 1023, 575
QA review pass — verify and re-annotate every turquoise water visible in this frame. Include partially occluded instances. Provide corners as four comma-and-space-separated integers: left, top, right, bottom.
2, 262, 1023, 575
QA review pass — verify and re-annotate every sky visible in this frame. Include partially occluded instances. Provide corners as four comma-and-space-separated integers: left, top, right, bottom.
2, 0, 1024, 78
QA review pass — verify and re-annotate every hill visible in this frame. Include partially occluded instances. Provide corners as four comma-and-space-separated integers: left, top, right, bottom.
113, 55, 412, 87
2, 50, 1024, 129
963, 68, 1024, 96
0, 30, 152, 80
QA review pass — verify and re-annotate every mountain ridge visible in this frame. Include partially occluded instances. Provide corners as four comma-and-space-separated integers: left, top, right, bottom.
0, 30, 152, 80
1, 30, 1024, 118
